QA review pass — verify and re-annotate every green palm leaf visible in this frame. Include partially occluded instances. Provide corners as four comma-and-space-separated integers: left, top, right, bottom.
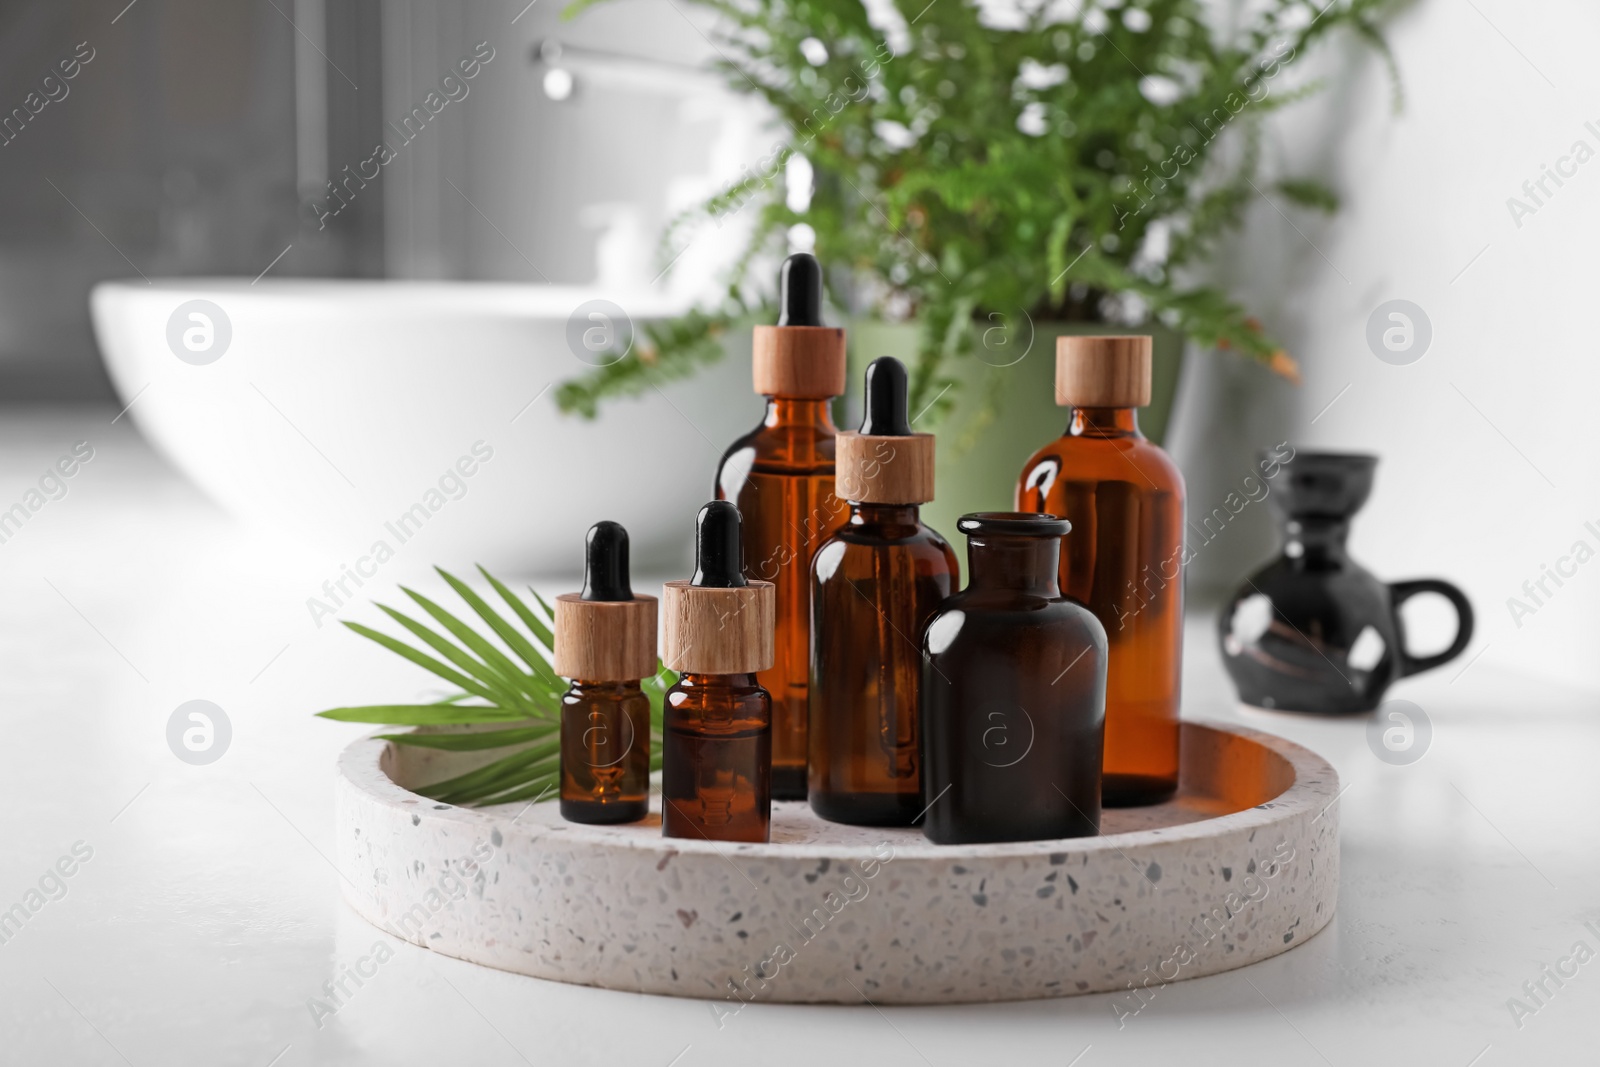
392, 591, 548, 708
443, 567, 565, 695
316, 567, 677, 808
372, 603, 535, 712
374, 724, 556, 750
318, 704, 530, 725
424, 741, 561, 802
338, 621, 500, 704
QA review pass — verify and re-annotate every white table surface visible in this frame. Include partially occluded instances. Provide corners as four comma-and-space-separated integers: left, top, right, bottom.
0, 407, 1595, 1066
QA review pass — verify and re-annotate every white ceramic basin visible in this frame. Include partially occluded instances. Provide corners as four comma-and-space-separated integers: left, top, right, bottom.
90, 279, 754, 573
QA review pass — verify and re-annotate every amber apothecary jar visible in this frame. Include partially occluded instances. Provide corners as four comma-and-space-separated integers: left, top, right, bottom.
919, 512, 1108, 844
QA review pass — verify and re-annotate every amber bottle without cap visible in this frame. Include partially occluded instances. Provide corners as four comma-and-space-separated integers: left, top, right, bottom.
1016, 335, 1185, 807
714, 252, 849, 801
808, 356, 959, 826
661, 501, 776, 843
553, 521, 656, 825
919, 513, 1108, 845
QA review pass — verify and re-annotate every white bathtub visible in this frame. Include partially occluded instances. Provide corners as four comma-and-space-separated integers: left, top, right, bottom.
90, 278, 755, 573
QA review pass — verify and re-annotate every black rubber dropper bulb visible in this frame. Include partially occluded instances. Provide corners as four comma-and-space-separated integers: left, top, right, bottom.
580, 520, 633, 602
691, 501, 748, 588
859, 356, 913, 435
775, 252, 824, 327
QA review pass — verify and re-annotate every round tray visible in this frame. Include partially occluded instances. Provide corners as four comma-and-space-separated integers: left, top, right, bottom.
334, 720, 1339, 1005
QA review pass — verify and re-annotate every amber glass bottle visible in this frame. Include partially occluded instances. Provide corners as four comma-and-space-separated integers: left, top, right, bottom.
558, 681, 650, 823
661, 501, 776, 843
919, 513, 1107, 844
553, 521, 656, 824
1016, 336, 1184, 807
714, 252, 849, 800
809, 357, 958, 826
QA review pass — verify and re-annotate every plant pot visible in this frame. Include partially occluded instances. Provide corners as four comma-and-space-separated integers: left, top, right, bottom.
844, 319, 1186, 542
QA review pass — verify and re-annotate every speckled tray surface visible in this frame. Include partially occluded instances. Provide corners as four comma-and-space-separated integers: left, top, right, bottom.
335, 720, 1339, 1004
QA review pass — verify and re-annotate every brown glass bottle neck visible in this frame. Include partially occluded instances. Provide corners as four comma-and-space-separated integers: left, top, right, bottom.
849, 503, 920, 525
1067, 406, 1142, 439
568, 679, 645, 693
677, 671, 762, 689
762, 396, 837, 430
965, 536, 1061, 595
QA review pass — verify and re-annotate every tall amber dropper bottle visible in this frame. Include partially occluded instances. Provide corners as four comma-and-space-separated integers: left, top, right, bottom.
661, 501, 776, 843
1016, 336, 1184, 806
714, 252, 849, 800
553, 521, 656, 824
809, 356, 959, 825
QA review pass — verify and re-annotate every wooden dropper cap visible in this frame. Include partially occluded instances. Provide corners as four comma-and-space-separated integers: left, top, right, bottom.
553, 521, 658, 682
751, 252, 846, 398
662, 502, 774, 675
1056, 335, 1153, 407
836, 356, 936, 505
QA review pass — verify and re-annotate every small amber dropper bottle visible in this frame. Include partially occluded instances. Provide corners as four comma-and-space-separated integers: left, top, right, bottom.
714, 252, 850, 801
553, 521, 657, 824
809, 356, 959, 825
661, 501, 776, 843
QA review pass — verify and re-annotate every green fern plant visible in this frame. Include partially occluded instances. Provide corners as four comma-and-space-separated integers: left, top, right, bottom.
317, 566, 676, 807
557, 0, 1401, 423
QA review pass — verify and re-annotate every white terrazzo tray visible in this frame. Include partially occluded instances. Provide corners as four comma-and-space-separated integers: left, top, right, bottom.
334, 720, 1339, 1005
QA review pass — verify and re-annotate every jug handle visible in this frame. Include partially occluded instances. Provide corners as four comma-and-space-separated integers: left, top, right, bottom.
1389, 579, 1475, 677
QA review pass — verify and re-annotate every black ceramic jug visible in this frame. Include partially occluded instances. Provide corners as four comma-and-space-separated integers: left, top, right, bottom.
1218, 452, 1474, 714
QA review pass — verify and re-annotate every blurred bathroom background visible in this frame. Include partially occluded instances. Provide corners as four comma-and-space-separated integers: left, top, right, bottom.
4, 0, 1598, 691
0, 0, 755, 396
